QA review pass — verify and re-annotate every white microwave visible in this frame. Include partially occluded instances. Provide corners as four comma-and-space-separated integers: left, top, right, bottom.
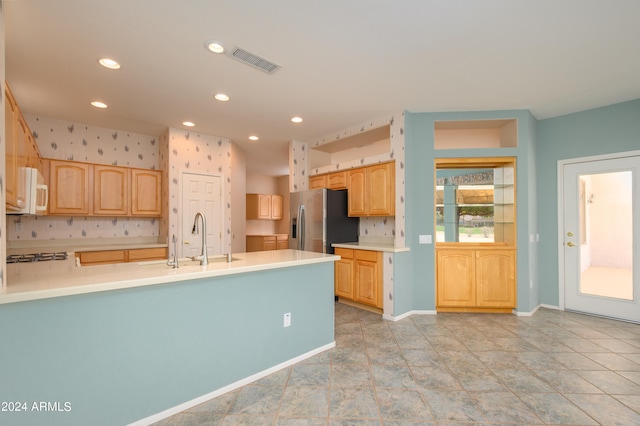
6, 167, 48, 215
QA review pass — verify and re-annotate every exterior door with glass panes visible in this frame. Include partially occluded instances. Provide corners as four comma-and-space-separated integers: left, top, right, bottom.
560, 153, 639, 322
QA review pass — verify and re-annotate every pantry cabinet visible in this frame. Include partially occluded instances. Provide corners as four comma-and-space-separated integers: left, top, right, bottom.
334, 247, 383, 309
246, 194, 283, 220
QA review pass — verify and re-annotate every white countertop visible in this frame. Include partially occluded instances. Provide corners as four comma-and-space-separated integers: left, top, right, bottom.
1, 249, 338, 305
331, 242, 410, 253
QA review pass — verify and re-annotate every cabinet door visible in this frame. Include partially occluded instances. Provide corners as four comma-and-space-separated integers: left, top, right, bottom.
271, 195, 283, 220
348, 168, 366, 216
48, 160, 91, 215
476, 250, 516, 308
353, 250, 382, 308
367, 162, 395, 216
94, 165, 129, 215
262, 236, 277, 251
128, 247, 168, 262
131, 169, 162, 216
334, 248, 354, 299
77, 250, 126, 265
276, 235, 289, 250
309, 175, 327, 189
436, 249, 476, 307
4, 88, 18, 208
327, 171, 348, 190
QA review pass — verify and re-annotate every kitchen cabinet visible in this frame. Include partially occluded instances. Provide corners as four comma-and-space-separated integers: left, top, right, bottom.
348, 161, 395, 217
48, 160, 92, 215
309, 171, 348, 190
246, 234, 289, 252
76, 247, 168, 266
131, 168, 162, 216
246, 194, 283, 220
334, 247, 382, 309
47, 160, 162, 217
94, 165, 129, 216
436, 247, 515, 312
5, 82, 42, 210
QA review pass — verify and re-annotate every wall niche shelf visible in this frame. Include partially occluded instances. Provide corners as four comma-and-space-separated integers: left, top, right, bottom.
309, 125, 390, 170
434, 119, 517, 150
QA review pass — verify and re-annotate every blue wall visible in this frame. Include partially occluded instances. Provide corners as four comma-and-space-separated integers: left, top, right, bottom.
536, 99, 640, 306
0, 263, 335, 425
403, 109, 538, 314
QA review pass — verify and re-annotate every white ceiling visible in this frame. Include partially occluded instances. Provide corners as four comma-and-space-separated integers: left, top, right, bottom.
5, 1, 640, 176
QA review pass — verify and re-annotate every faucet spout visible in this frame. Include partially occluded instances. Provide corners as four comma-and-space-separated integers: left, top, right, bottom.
192, 212, 208, 266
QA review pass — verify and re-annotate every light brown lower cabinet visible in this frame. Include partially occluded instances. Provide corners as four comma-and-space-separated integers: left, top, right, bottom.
76, 247, 168, 266
335, 248, 383, 308
246, 234, 289, 252
436, 247, 516, 313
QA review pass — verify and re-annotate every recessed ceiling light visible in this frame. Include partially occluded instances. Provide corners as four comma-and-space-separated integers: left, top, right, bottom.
249, 135, 259, 141
214, 93, 230, 102
183, 121, 195, 127
98, 58, 121, 69
291, 116, 303, 123
204, 40, 225, 54
91, 101, 108, 109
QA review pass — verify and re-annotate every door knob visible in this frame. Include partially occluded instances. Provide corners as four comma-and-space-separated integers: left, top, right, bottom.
184, 241, 190, 245
566, 241, 576, 247
567, 232, 574, 237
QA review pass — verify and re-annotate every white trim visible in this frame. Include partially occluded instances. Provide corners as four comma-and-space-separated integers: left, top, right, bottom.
130, 341, 336, 426
557, 149, 640, 313
384, 310, 437, 321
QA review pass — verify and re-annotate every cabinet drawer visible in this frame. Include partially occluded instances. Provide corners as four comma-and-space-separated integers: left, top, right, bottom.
128, 247, 168, 261
335, 248, 354, 259
355, 249, 378, 262
78, 250, 126, 265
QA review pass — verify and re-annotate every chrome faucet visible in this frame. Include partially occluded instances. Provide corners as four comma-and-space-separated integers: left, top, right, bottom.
191, 212, 208, 266
167, 234, 179, 268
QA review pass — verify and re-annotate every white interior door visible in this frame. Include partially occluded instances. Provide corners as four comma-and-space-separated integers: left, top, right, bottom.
560, 153, 639, 322
180, 171, 223, 258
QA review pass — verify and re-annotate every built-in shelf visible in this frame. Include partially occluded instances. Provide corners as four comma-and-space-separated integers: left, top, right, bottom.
309, 125, 390, 169
434, 119, 517, 150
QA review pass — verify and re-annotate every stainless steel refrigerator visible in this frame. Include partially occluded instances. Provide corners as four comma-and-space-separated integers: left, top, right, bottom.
289, 188, 359, 254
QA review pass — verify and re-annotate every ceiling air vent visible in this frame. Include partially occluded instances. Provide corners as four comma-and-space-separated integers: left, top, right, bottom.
228, 47, 281, 74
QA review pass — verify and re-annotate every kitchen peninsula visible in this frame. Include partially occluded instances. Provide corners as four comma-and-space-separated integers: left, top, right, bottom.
0, 249, 337, 425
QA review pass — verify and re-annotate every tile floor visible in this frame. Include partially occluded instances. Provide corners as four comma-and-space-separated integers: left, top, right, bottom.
155, 303, 640, 425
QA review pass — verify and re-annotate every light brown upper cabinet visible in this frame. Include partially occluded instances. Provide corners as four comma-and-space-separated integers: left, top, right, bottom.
435, 156, 516, 313
131, 168, 162, 217
47, 159, 162, 217
48, 160, 92, 215
309, 171, 348, 190
246, 194, 283, 220
94, 165, 129, 216
348, 161, 395, 217
5, 82, 43, 210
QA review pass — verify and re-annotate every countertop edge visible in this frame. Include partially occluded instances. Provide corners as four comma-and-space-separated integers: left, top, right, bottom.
1, 252, 338, 305
331, 242, 411, 253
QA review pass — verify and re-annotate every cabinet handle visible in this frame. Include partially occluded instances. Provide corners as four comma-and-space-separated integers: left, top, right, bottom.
566, 241, 576, 247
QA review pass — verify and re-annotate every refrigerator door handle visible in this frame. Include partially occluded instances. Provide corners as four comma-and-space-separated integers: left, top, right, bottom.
298, 204, 305, 250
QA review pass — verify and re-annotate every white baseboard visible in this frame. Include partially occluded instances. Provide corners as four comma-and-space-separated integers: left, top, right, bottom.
384, 309, 437, 321
514, 303, 560, 316
130, 341, 336, 426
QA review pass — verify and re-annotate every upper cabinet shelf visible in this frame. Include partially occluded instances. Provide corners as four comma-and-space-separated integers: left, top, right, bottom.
309, 125, 391, 170
434, 119, 517, 150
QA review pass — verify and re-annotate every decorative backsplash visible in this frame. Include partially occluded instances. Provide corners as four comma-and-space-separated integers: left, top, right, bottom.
7, 115, 160, 243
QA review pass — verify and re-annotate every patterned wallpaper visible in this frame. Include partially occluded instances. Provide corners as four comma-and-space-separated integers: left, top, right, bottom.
290, 113, 406, 247
7, 115, 161, 242
163, 127, 232, 259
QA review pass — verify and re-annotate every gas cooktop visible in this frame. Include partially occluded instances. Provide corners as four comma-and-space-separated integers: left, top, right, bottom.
6, 252, 69, 264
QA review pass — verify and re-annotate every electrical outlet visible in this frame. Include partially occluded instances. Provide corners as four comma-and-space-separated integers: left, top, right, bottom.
283, 312, 291, 328
15, 221, 23, 232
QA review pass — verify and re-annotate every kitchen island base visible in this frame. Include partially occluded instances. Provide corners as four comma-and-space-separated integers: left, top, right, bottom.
0, 261, 335, 426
